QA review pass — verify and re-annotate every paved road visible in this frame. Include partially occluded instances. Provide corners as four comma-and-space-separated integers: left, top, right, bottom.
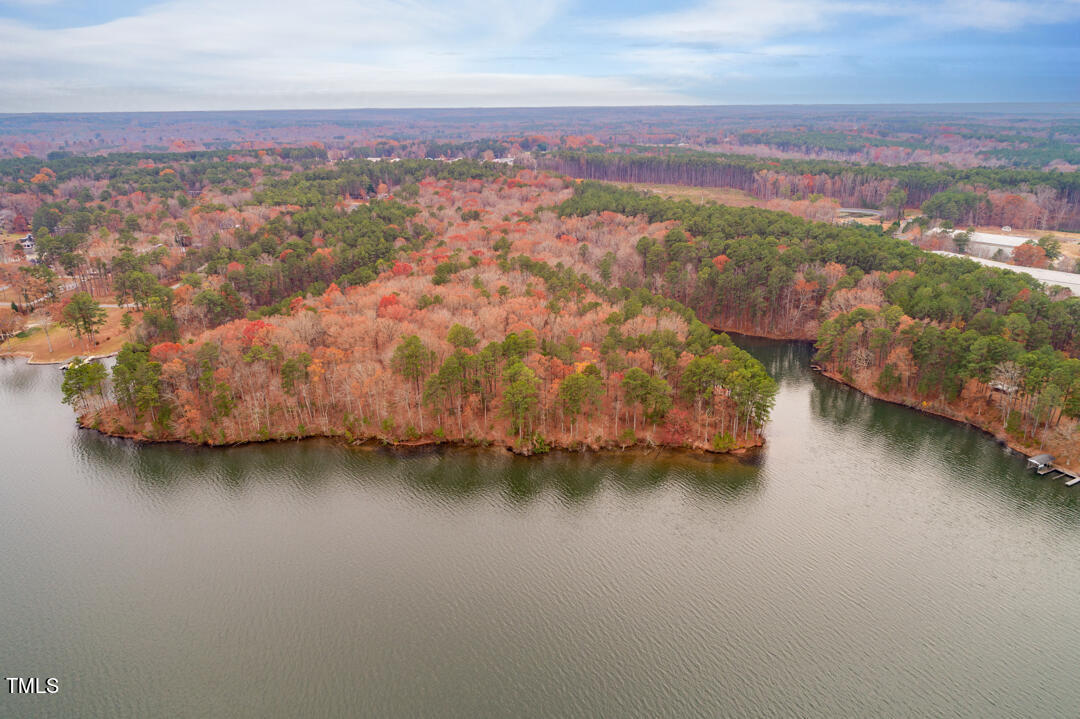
932, 251, 1080, 295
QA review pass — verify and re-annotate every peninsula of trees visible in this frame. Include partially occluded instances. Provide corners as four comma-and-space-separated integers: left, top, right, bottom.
55, 164, 777, 454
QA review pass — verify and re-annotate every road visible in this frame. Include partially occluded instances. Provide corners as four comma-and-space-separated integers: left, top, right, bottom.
932, 251, 1080, 295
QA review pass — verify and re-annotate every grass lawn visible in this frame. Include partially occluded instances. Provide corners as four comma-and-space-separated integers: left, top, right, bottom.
0, 306, 138, 363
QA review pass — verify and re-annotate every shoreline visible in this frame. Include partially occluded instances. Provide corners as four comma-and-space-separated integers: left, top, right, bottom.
15, 332, 1067, 471
73, 412, 764, 460
814, 366, 1077, 474
0, 348, 120, 366
709, 323, 815, 343
708, 322, 1075, 473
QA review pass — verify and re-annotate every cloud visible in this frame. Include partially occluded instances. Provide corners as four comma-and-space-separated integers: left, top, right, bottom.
0, 0, 560, 63
615, 0, 1080, 47
0, 75, 689, 113
1, 0, 1077, 110
605, 0, 1080, 94
934, 0, 1080, 31
618, 44, 820, 81
615, 0, 845, 45
0, 0, 694, 111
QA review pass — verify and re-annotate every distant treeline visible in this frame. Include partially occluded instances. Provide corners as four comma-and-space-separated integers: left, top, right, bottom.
735, 130, 935, 153
423, 139, 512, 159
541, 151, 1080, 230
254, 158, 512, 206
732, 130, 1080, 167
980, 140, 1080, 168
0, 146, 327, 186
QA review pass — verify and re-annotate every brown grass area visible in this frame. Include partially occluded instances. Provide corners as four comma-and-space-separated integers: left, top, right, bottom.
846, 215, 887, 227
0, 306, 137, 363
972, 226, 1080, 242
615, 182, 765, 208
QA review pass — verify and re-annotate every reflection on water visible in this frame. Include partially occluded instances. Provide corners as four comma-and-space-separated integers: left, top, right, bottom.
72, 429, 763, 507
738, 334, 1080, 521
0, 357, 44, 391
730, 333, 815, 380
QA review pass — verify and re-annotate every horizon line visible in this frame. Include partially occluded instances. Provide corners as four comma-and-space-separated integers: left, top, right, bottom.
4, 100, 1080, 118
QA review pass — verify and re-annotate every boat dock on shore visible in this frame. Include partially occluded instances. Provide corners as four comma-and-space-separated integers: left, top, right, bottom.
1028, 454, 1080, 486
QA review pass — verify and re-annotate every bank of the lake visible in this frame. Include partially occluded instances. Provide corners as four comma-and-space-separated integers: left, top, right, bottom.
71, 414, 764, 457
817, 364, 1079, 474
5, 338, 1080, 719
72, 399, 764, 456
712, 322, 1077, 474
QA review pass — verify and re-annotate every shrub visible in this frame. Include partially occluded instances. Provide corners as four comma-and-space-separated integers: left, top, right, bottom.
711, 432, 735, 452
530, 432, 550, 454
876, 363, 901, 394
1005, 411, 1022, 438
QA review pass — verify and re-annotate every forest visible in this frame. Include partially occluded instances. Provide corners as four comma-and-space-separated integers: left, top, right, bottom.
1, 140, 1075, 464
556, 182, 1080, 464
51, 166, 777, 454
541, 151, 1080, 231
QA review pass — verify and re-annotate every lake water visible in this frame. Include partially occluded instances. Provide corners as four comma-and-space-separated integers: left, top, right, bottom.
3, 338, 1080, 718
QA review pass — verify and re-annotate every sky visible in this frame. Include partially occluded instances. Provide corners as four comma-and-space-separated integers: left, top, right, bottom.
0, 0, 1078, 112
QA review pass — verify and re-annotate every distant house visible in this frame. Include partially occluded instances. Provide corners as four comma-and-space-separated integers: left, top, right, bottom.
19, 233, 35, 253
989, 380, 1017, 394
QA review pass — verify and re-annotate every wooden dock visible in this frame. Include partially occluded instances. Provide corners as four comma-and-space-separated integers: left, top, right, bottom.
1026, 453, 1079, 486
1050, 466, 1080, 487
